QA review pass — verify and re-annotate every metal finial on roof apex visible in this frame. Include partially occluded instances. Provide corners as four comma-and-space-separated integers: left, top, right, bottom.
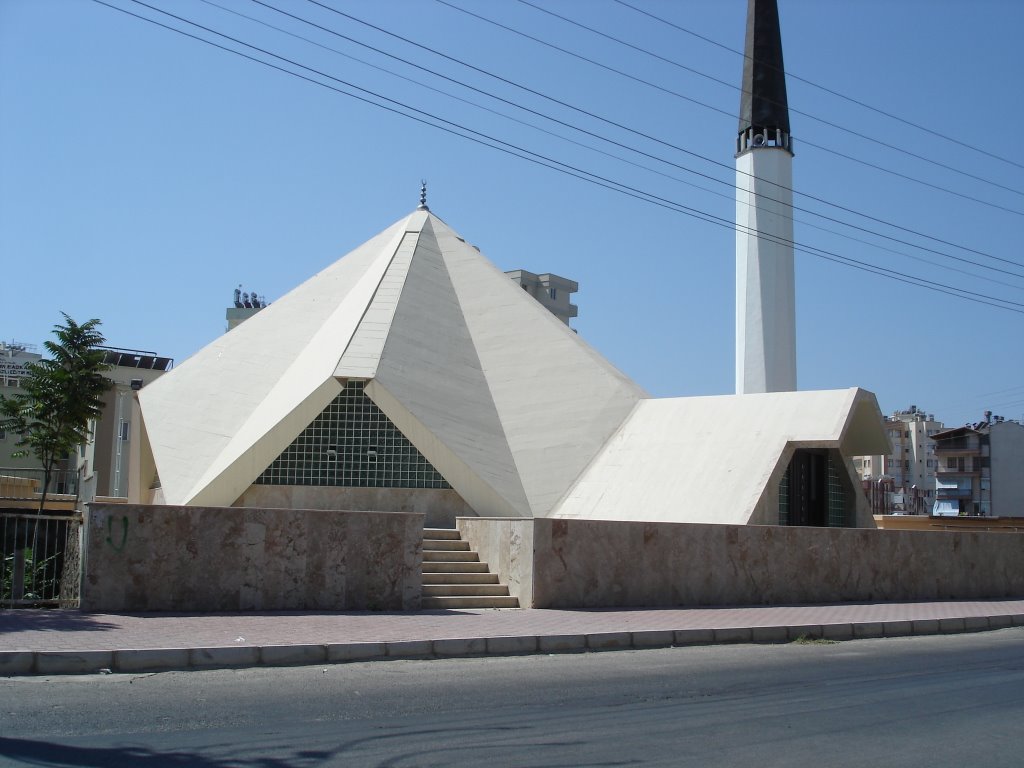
417, 180, 429, 211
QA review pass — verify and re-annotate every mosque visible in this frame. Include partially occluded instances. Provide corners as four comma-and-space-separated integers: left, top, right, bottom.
85, 0, 1024, 614
131, 0, 887, 534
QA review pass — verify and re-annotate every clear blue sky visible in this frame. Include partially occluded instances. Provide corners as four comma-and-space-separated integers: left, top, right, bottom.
2, 0, 1022, 428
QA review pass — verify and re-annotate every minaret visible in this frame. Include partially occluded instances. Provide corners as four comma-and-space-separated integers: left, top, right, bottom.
735, 0, 796, 394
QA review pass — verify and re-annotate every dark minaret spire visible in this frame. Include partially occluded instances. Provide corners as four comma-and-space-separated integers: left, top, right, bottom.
737, 0, 792, 155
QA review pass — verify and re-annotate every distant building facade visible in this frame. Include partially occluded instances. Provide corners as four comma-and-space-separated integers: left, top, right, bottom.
853, 405, 943, 514
0, 341, 66, 481
226, 285, 270, 331
79, 347, 172, 500
226, 272, 579, 332
504, 270, 578, 327
932, 414, 1024, 517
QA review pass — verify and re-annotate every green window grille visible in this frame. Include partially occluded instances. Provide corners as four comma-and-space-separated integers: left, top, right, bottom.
778, 465, 789, 526
255, 380, 450, 489
826, 452, 849, 527
779, 450, 851, 527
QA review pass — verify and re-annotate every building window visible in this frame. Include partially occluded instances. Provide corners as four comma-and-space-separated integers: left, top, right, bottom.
549, 287, 557, 300
947, 457, 957, 469
255, 380, 450, 489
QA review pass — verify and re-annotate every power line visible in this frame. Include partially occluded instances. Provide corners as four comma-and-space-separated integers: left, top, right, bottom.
208, 0, 1024, 290
102, 0, 1024, 284
90, 0, 1024, 315
435, 0, 1023, 218
612, 0, 1024, 173
300, 0, 1023, 270
246, 0, 1024, 281
508, 0, 1024, 206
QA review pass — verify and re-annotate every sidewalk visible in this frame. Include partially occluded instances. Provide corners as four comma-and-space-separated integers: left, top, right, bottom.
2, 599, 1023, 676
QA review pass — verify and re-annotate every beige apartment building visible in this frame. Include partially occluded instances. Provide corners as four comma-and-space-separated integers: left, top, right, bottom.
854, 406, 943, 514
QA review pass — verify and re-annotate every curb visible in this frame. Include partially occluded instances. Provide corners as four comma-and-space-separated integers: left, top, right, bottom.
2, 614, 1022, 677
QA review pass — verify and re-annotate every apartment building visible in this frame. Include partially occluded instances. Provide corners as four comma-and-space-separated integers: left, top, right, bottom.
932, 414, 1024, 517
853, 405, 943, 513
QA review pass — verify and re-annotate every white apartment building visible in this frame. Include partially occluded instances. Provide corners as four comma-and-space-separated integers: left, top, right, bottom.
854, 405, 943, 513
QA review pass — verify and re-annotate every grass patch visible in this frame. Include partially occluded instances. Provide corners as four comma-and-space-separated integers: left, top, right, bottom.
792, 635, 838, 645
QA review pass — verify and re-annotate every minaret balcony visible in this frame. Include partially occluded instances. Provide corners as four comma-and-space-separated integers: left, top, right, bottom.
736, 127, 793, 155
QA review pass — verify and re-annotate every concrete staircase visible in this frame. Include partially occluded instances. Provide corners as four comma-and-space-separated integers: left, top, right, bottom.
422, 528, 519, 609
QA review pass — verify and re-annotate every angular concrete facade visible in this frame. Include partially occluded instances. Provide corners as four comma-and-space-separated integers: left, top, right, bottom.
553, 388, 885, 526
138, 210, 646, 520
136, 207, 889, 528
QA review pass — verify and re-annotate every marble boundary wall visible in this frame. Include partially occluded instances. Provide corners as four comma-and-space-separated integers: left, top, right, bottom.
82, 504, 423, 612
458, 517, 1024, 609
233, 486, 473, 529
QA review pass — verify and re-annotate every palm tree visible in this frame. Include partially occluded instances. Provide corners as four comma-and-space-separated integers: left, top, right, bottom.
0, 313, 110, 513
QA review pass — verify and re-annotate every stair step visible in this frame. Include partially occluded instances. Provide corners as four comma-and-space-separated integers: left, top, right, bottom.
421, 595, 520, 609
423, 550, 479, 562
423, 528, 461, 540
422, 572, 499, 585
423, 561, 491, 573
422, 584, 511, 597
422, 539, 471, 551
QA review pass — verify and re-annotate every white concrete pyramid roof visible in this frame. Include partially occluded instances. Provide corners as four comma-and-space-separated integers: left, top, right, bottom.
140, 209, 645, 516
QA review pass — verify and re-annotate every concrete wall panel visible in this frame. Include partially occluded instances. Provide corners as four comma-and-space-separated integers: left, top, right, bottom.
457, 517, 534, 605
458, 518, 1024, 609
235, 485, 473, 529
82, 504, 422, 612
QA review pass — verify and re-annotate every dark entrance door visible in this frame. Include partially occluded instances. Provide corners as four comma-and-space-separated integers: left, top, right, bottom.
788, 450, 828, 527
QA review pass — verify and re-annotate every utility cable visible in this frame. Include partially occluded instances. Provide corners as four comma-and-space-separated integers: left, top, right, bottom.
501, 0, 1024, 205
301, 0, 1023, 268
613, 0, 1024, 173
263, 0, 1024, 277
200, 0, 1024, 289
90, 0, 1024, 315
107, 0, 1024, 281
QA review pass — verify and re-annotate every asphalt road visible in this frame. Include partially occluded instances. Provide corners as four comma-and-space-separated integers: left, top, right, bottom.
2, 629, 1023, 767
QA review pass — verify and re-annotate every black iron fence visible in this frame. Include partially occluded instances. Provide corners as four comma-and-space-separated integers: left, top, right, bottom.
1, 511, 82, 607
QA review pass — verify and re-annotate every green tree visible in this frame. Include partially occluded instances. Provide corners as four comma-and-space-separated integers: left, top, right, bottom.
0, 314, 110, 512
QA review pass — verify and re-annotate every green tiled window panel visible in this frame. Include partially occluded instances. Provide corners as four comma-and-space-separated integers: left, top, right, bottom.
778, 465, 789, 526
255, 380, 450, 489
826, 452, 849, 527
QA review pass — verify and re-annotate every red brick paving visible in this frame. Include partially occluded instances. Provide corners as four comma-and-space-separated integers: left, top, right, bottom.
2, 600, 1023, 652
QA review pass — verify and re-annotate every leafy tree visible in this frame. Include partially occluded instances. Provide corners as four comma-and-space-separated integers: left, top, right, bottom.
0, 314, 110, 512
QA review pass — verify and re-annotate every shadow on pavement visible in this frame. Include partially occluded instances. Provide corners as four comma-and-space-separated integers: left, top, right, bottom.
0, 610, 120, 634
0, 736, 338, 768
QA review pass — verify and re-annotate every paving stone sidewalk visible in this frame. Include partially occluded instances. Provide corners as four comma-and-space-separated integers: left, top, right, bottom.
2, 599, 1023, 676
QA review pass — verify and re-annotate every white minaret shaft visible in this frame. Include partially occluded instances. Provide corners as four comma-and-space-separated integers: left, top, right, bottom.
735, 150, 795, 393
735, 0, 796, 394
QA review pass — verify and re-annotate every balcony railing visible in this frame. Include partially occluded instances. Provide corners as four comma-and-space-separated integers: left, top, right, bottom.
0, 469, 79, 501
933, 440, 980, 453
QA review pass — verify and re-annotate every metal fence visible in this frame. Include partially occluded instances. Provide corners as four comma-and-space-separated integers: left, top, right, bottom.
1, 511, 82, 608
0, 467, 80, 500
